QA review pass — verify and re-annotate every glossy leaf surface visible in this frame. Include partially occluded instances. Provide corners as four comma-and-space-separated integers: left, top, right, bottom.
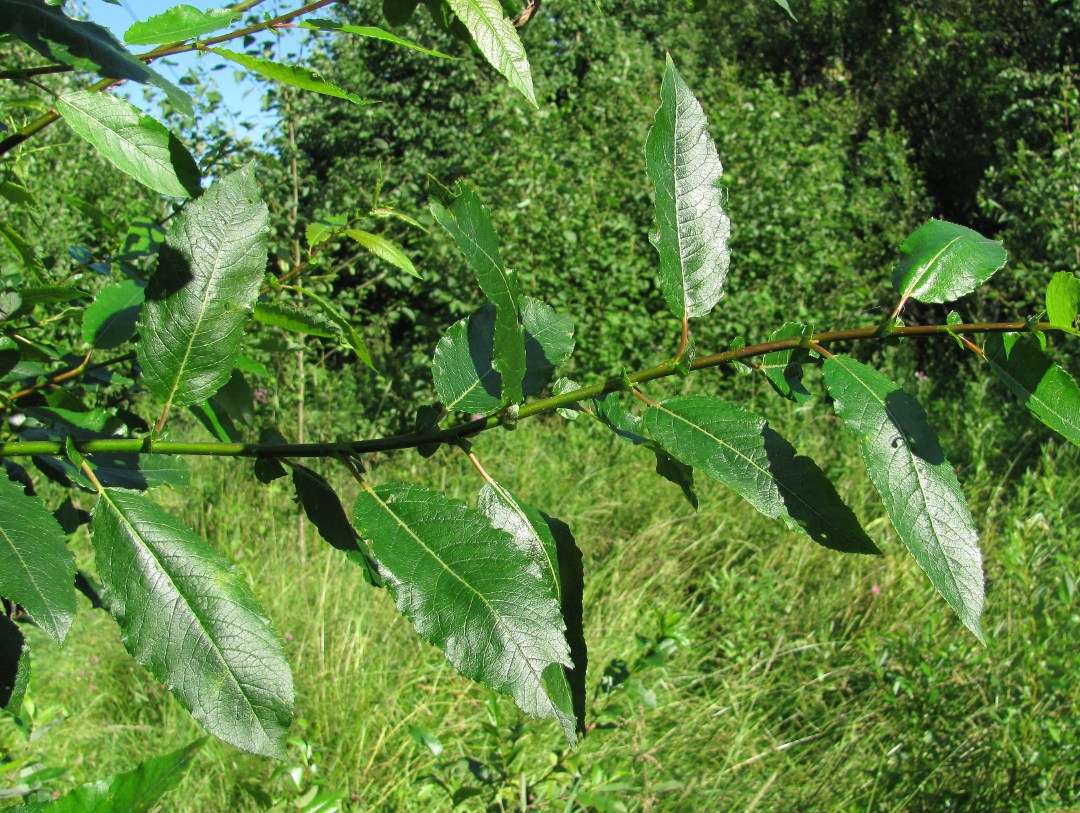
208, 49, 373, 107
0, 469, 75, 644
353, 484, 570, 727
300, 19, 454, 59
984, 333, 1080, 446
478, 482, 583, 744
92, 489, 293, 757
138, 167, 269, 411
646, 56, 730, 321
823, 356, 985, 640
644, 395, 876, 554
82, 279, 146, 349
431, 183, 525, 404
253, 302, 342, 339
124, 5, 240, 44
444, 0, 536, 107
345, 229, 420, 278
0, 0, 193, 116
892, 219, 1007, 304
1045, 271, 1080, 334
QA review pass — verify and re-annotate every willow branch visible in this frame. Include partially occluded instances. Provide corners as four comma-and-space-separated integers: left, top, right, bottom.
0, 321, 1064, 460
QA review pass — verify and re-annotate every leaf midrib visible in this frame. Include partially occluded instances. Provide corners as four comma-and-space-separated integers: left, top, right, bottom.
904, 234, 961, 298
0, 522, 66, 636
60, 92, 173, 178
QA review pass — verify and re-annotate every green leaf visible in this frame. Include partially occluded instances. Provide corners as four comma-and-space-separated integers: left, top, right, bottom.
56, 91, 201, 198
345, 229, 420, 278
0, 468, 76, 645
13, 740, 202, 813
984, 333, 1080, 445
58, 192, 118, 233
289, 286, 374, 370
138, 166, 269, 411
304, 214, 349, 247
758, 322, 813, 402
0, 221, 43, 277
0, 612, 30, 714
207, 49, 374, 107
643, 395, 876, 554
300, 19, 455, 59
124, 5, 240, 45
433, 298, 571, 413
253, 302, 342, 339
0, 1, 193, 117
292, 465, 361, 554
430, 182, 524, 404
892, 220, 1007, 304
823, 356, 985, 640
9, 285, 86, 318
91, 489, 293, 757
646, 55, 730, 322
443, 0, 536, 107
353, 483, 571, 727
1045, 271, 1080, 334
82, 279, 146, 349
0, 180, 40, 223
773, 0, 797, 19
477, 482, 583, 745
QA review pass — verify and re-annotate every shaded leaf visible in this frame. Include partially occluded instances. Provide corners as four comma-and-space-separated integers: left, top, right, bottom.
431, 181, 524, 404
892, 220, 1007, 304
124, 5, 240, 44
290, 286, 374, 370
14, 740, 203, 813
823, 356, 984, 640
0, 223, 43, 276
207, 49, 373, 107
82, 279, 146, 349
383, 0, 422, 25
646, 55, 730, 321
758, 322, 813, 402
0, 613, 30, 714
300, 19, 455, 59
91, 489, 293, 757
292, 465, 360, 554
138, 166, 269, 411
345, 229, 420, 277
353, 484, 570, 727
0, 1, 193, 116
643, 395, 877, 554
444, 0, 536, 106
0, 468, 75, 645
984, 333, 1080, 445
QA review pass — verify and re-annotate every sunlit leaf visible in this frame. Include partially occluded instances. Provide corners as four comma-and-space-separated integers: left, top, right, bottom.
138, 166, 269, 412
0, 468, 75, 645
0, 0, 193, 116
444, 0, 536, 107
345, 229, 420, 278
478, 482, 585, 744
353, 483, 570, 727
92, 489, 293, 757
430, 182, 524, 404
644, 395, 877, 554
300, 19, 455, 59
892, 220, 1007, 304
758, 322, 813, 402
289, 286, 374, 370
124, 5, 240, 45
207, 48, 374, 107
823, 356, 985, 641
253, 302, 342, 339
984, 332, 1080, 445
1045, 271, 1080, 334
646, 55, 730, 322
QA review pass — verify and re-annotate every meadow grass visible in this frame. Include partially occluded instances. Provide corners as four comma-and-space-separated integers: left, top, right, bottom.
2, 386, 1077, 811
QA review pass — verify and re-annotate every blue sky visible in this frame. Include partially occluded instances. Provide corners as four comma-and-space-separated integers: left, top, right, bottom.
85, 0, 308, 143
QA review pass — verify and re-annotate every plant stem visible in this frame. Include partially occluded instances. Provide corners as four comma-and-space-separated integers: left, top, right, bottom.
0, 320, 1063, 460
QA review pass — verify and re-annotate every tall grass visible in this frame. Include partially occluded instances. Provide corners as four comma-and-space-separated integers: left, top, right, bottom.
3, 385, 1077, 811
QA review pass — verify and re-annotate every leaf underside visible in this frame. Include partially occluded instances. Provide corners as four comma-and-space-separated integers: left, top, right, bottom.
353, 484, 572, 733
646, 56, 730, 322
823, 356, 985, 641
91, 489, 293, 758
443, 0, 536, 106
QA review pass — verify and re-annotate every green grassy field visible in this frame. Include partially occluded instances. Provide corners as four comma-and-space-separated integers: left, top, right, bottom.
3, 385, 1077, 812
